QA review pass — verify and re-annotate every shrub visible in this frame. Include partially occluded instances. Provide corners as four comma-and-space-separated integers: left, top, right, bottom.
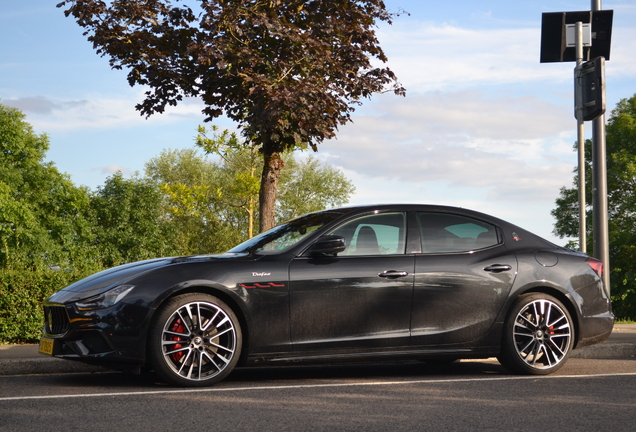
0, 268, 101, 344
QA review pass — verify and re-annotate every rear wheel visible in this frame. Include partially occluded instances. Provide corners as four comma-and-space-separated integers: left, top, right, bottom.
497, 293, 573, 375
148, 293, 242, 386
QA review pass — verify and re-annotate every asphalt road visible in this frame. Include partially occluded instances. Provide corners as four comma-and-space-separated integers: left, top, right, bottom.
1, 358, 635, 431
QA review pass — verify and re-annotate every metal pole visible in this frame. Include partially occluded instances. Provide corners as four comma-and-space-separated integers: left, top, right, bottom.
591, 0, 611, 296
574, 22, 587, 253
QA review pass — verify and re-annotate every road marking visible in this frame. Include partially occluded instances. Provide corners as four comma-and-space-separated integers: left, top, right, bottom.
1, 372, 636, 401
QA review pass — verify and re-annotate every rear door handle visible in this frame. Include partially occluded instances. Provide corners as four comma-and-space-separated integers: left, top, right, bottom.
484, 264, 512, 273
378, 270, 409, 278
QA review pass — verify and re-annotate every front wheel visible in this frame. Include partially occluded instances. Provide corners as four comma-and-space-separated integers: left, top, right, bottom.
497, 293, 573, 375
148, 293, 242, 386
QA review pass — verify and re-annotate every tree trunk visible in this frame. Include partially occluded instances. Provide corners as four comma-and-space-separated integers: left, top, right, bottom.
258, 151, 284, 232
246, 206, 254, 239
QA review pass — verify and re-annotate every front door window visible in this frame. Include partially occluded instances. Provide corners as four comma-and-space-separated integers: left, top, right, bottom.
329, 212, 407, 256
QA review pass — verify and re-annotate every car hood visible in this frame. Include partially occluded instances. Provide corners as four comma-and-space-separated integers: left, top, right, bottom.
47, 253, 250, 304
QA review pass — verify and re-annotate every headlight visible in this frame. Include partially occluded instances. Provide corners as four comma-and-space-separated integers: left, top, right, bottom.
74, 285, 135, 311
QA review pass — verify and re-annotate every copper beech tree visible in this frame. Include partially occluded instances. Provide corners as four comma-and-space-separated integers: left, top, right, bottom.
57, 0, 405, 232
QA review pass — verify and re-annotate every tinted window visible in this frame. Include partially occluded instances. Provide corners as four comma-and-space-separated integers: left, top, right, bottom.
228, 210, 345, 254
417, 213, 499, 253
328, 212, 406, 256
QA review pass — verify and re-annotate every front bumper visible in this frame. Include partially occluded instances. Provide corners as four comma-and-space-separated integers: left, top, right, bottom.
40, 302, 150, 367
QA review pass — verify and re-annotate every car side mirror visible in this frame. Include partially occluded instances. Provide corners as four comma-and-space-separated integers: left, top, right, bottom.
309, 235, 346, 256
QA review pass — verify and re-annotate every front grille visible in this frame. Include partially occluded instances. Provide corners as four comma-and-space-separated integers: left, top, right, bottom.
44, 306, 70, 335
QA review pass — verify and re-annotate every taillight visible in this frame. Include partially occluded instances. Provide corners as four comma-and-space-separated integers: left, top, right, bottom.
586, 258, 603, 277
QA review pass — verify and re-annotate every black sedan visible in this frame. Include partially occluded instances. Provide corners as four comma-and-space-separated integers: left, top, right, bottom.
40, 204, 614, 386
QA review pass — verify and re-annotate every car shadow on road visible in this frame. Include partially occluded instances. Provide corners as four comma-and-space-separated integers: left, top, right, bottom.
7, 359, 510, 392
225, 359, 510, 385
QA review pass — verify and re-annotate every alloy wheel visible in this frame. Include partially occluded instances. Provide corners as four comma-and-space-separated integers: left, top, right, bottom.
511, 298, 572, 370
161, 301, 238, 382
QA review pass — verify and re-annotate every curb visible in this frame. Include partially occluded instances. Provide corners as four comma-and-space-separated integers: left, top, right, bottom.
570, 343, 636, 359
0, 357, 109, 376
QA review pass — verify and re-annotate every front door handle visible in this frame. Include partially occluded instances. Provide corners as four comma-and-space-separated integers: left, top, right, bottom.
378, 270, 409, 279
484, 264, 512, 273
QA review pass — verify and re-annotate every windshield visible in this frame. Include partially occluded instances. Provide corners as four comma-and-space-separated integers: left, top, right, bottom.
227, 210, 345, 254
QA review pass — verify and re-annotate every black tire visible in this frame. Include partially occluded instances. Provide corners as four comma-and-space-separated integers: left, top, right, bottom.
148, 293, 242, 387
497, 293, 574, 375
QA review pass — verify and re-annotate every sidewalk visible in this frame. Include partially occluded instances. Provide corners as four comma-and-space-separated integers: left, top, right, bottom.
1, 325, 635, 376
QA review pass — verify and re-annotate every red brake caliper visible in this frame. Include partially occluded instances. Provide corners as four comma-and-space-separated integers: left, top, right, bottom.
170, 318, 186, 362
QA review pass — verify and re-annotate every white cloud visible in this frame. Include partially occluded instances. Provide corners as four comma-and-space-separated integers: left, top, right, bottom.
3, 93, 207, 132
607, 25, 636, 79
377, 11, 636, 96
377, 23, 570, 93
320, 91, 576, 203
92, 165, 132, 176
370, 90, 570, 140
2, 96, 88, 114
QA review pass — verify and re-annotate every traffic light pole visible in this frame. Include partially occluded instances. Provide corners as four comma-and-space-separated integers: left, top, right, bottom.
591, 0, 610, 296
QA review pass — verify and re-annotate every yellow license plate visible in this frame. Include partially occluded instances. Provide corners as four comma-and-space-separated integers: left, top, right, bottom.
39, 338, 54, 355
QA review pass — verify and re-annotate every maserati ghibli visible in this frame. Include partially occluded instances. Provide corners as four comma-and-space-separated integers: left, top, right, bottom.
40, 204, 614, 386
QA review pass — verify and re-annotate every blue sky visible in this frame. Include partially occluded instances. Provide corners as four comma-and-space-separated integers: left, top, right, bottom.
2, 0, 636, 244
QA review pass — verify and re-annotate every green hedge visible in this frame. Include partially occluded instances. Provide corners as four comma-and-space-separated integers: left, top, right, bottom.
0, 269, 100, 344
1, 268, 632, 344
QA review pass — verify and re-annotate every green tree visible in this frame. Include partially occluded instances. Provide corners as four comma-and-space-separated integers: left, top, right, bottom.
552, 94, 636, 319
90, 172, 171, 266
0, 103, 100, 343
196, 126, 261, 238
58, 0, 404, 232
196, 125, 356, 236
147, 128, 356, 251
277, 155, 355, 222
0, 103, 94, 270
145, 147, 237, 254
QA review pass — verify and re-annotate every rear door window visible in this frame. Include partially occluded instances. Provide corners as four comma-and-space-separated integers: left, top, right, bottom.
417, 213, 499, 253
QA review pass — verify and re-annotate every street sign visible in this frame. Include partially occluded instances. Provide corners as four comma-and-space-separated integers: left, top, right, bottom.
565, 23, 591, 47
540, 10, 613, 63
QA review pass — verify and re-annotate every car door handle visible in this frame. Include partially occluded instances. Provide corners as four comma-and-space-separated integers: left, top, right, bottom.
484, 264, 512, 273
378, 270, 409, 278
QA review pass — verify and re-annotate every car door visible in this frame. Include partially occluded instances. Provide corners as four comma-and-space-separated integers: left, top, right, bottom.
411, 212, 517, 346
288, 211, 414, 352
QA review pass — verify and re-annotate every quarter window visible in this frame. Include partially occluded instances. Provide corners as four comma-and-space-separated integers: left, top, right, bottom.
417, 213, 499, 253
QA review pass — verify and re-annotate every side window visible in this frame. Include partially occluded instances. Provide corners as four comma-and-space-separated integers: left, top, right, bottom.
417, 213, 499, 253
328, 212, 406, 256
